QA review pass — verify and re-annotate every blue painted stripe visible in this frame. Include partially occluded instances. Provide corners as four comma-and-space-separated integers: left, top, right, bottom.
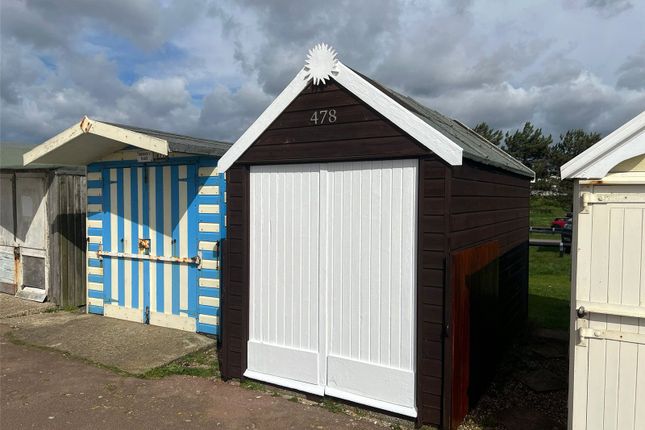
200, 269, 220, 279
187, 164, 198, 318
131, 167, 139, 310
197, 213, 219, 223
88, 227, 102, 237
171, 165, 180, 315
87, 180, 102, 188
88, 274, 103, 284
88, 212, 102, 221
102, 169, 112, 303
155, 166, 164, 313
198, 176, 220, 186
198, 287, 220, 298
197, 195, 219, 205
88, 289, 103, 299
198, 232, 220, 242
88, 243, 100, 252
198, 304, 218, 316
142, 167, 150, 317
196, 322, 219, 335
88, 305, 104, 315
88, 259, 102, 268
117, 168, 125, 307
87, 195, 102, 205
199, 250, 218, 260
87, 164, 102, 172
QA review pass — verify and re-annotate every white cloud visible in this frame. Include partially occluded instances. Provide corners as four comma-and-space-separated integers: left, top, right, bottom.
1, 0, 644, 146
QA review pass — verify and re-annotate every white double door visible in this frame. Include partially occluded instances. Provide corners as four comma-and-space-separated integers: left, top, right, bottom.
246, 160, 418, 417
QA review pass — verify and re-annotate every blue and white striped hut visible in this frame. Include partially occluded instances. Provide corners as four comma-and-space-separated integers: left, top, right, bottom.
24, 117, 230, 335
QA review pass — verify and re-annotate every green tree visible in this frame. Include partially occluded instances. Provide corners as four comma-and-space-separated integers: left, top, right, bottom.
549, 129, 602, 174
473, 122, 504, 146
550, 129, 602, 203
504, 122, 552, 181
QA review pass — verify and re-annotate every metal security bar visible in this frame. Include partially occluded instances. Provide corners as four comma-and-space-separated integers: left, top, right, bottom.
97, 250, 201, 266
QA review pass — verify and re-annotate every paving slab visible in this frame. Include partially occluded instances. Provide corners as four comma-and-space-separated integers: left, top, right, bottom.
0, 293, 56, 319
2, 311, 215, 374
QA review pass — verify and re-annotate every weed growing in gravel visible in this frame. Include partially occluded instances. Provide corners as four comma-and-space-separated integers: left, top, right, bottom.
321, 398, 343, 413
240, 379, 265, 391
143, 348, 218, 379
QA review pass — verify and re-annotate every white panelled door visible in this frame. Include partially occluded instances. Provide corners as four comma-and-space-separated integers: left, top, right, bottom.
570, 184, 645, 430
247, 160, 418, 417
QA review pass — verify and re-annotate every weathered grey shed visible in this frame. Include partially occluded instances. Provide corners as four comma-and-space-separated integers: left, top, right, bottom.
217, 44, 534, 429
0, 145, 86, 306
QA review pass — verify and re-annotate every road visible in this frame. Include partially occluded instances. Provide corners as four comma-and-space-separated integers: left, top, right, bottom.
0, 326, 380, 430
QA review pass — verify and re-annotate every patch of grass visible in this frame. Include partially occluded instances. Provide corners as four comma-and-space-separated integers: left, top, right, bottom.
529, 231, 562, 240
288, 396, 299, 403
529, 246, 571, 330
240, 379, 265, 391
530, 196, 569, 227
321, 398, 344, 414
143, 348, 218, 379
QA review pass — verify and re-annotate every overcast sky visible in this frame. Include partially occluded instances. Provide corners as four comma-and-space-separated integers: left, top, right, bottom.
1, 0, 644, 146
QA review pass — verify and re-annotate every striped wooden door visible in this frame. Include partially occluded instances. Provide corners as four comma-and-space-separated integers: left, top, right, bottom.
100, 163, 199, 331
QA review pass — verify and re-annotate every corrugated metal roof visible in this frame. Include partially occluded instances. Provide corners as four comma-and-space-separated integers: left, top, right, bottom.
103, 122, 232, 157
357, 72, 534, 178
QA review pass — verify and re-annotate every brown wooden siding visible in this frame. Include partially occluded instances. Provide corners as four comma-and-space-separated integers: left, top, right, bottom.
237, 82, 428, 165
443, 159, 530, 430
220, 165, 250, 380
417, 157, 450, 427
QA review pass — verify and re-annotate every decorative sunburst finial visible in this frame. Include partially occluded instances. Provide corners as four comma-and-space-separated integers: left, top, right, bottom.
304, 43, 339, 86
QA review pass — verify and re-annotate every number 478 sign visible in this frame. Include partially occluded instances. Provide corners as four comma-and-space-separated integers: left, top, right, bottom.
310, 109, 337, 125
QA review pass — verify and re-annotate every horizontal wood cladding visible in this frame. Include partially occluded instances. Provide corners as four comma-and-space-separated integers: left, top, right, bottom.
417, 157, 449, 427
220, 165, 250, 380
449, 160, 530, 253
238, 81, 429, 165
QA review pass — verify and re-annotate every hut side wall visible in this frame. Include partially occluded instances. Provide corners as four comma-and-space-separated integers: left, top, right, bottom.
220, 165, 250, 379
444, 159, 530, 429
417, 156, 450, 426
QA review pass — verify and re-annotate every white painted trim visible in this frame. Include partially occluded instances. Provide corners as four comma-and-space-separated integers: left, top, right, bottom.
324, 386, 417, 418
243, 370, 325, 396
149, 311, 196, 331
104, 304, 143, 323
561, 111, 645, 179
578, 327, 645, 345
577, 301, 645, 319
23, 116, 169, 166
217, 61, 464, 173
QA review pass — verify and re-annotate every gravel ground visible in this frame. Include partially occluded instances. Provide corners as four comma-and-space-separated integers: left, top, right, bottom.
458, 333, 568, 430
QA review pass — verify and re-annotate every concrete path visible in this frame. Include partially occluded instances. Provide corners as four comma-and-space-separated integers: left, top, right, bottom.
3, 312, 215, 374
0, 293, 56, 319
0, 328, 380, 430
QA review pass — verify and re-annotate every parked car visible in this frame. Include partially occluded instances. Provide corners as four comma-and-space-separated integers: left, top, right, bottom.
561, 221, 572, 253
551, 217, 569, 229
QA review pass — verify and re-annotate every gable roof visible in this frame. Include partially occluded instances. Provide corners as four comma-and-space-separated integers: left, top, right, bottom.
217, 44, 534, 178
561, 111, 645, 179
24, 116, 231, 166
358, 72, 534, 178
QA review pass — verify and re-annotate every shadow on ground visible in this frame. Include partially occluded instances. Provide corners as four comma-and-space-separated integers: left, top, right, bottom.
458, 330, 568, 430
